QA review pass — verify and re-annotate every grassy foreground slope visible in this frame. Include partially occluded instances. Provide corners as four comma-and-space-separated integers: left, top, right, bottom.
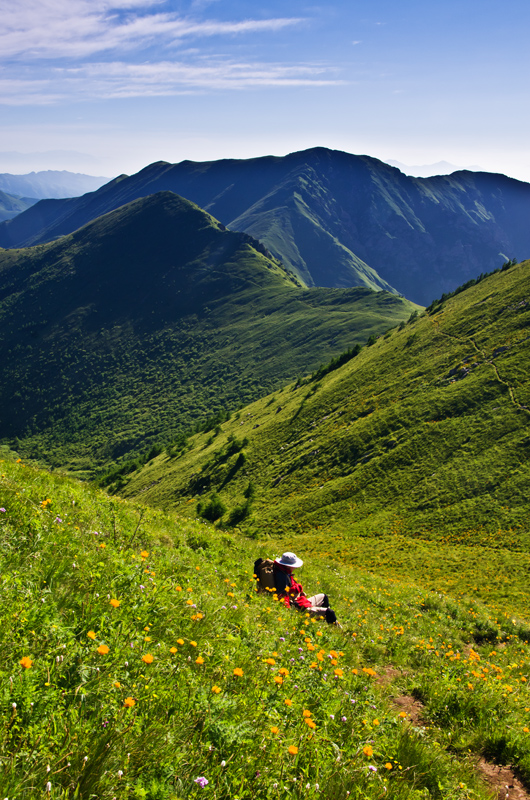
0, 191, 418, 471
2, 455, 530, 799
124, 260, 530, 615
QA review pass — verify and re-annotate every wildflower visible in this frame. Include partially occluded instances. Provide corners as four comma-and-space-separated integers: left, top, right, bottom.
196, 656, 205, 665
221, 760, 226, 767
385, 763, 393, 770
190, 641, 197, 647
305, 718, 316, 729
285, 699, 293, 707
170, 647, 178, 654
142, 653, 154, 664
186, 599, 194, 606
265, 657, 276, 665
46, 781, 52, 792
279, 667, 289, 676
176, 586, 182, 591
334, 668, 344, 677
140, 550, 149, 559
373, 718, 380, 726
341, 716, 347, 722
0, 508, 5, 512
524, 727, 530, 733
20, 656, 33, 669
368, 766, 377, 772
177, 638, 184, 645
194, 777, 208, 788
99, 543, 106, 549
288, 745, 298, 755
110, 599, 120, 608
271, 726, 279, 734
124, 697, 136, 707
274, 676, 283, 685
212, 686, 221, 694
233, 667, 243, 677
114, 681, 121, 688
302, 709, 312, 717
398, 711, 407, 718
363, 746, 374, 757
97, 645, 109, 655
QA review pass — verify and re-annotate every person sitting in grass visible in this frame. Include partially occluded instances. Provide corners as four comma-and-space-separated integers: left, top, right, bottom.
273, 551, 340, 625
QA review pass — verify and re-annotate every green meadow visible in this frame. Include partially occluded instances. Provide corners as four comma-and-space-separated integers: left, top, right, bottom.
2, 454, 530, 800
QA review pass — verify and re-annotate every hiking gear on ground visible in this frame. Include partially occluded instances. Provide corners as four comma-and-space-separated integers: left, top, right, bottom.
254, 557, 276, 593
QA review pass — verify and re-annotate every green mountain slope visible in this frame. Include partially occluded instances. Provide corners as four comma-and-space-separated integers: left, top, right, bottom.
4, 455, 530, 799
1, 148, 529, 304
123, 260, 530, 614
0, 191, 418, 470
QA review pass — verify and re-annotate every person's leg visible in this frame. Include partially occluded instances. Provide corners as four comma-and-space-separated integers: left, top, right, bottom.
306, 593, 329, 608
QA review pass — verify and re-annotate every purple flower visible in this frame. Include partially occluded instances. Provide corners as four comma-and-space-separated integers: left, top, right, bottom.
341, 716, 347, 722
194, 776, 208, 788
279, 637, 285, 642
0, 508, 6, 513
368, 766, 377, 772
55, 517, 62, 523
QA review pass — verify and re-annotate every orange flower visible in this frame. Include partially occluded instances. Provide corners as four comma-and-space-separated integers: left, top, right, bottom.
140, 550, 149, 559
398, 711, 407, 718
87, 631, 97, 640
212, 685, 221, 694
288, 745, 298, 755
334, 668, 344, 677
97, 645, 109, 655
124, 697, 136, 707
176, 586, 182, 592
305, 718, 316, 729
110, 599, 120, 608
385, 763, 393, 770
302, 709, 312, 718
271, 726, 279, 734
284, 699, 293, 707
195, 656, 205, 665
274, 676, 283, 685
363, 746, 373, 757
190, 641, 197, 647
170, 647, 178, 654
19, 656, 33, 669
186, 599, 194, 606
265, 658, 276, 665
142, 653, 154, 664
177, 638, 184, 645
233, 667, 244, 677
278, 668, 289, 676
114, 681, 121, 688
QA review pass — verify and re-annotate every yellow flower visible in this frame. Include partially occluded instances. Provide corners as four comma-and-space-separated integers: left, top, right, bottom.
284, 698, 293, 707
87, 631, 97, 640
114, 681, 121, 688
398, 711, 407, 718
187, 587, 193, 592
385, 763, 393, 770
97, 645, 110, 655
288, 745, 298, 755
196, 656, 205, 665
99, 543, 106, 549
265, 658, 276, 665
186, 599, 194, 606
20, 656, 33, 669
373, 718, 380, 726
233, 667, 244, 677
177, 638, 184, 645
110, 599, 120, 608
124, 697, 136, 707
176, 586, 182, 592
170, 647, 178, 654
190, 641, 197, 647
142, 653, 154, 664
363, 746, 373, 757
212, 685, 221, 694
524, 727, 530, 733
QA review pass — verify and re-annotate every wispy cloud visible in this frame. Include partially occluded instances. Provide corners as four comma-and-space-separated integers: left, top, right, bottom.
0, 0, 303, 60
0, 60, 344, 104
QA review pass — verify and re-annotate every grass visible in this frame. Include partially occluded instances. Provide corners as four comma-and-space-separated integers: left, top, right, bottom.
1, 453, 530, 798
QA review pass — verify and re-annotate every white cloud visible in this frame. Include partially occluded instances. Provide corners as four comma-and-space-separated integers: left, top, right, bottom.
0, 59, 344, 103
0, 0, 303, 60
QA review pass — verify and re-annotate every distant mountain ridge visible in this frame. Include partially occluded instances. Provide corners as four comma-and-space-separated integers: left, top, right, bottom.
1, 147, 529, 304
0, 170, 110, 200
0, 190, 418, 469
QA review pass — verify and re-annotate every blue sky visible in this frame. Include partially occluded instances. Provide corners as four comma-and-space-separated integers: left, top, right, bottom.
1, 0, 529, 181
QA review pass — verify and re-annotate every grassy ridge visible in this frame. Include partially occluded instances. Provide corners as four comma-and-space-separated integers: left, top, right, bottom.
0, 192, 418, 472
2, 454, 530, 799
123, 260, 530, 615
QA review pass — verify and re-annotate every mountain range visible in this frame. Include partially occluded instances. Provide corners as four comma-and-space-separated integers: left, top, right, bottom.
0, 170, 110, 200
0, 190, 37, 222
0, 191, 417, 469
1, 148, 529, 305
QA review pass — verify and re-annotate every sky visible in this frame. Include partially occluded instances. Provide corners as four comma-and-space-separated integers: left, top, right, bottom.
1, 0, 529, 181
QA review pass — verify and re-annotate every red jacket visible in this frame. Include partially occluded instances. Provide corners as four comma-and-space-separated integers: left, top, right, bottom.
273, 563, 311, 610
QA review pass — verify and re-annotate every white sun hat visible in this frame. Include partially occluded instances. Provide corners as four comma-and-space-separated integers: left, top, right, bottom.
275, 551, 303, 568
